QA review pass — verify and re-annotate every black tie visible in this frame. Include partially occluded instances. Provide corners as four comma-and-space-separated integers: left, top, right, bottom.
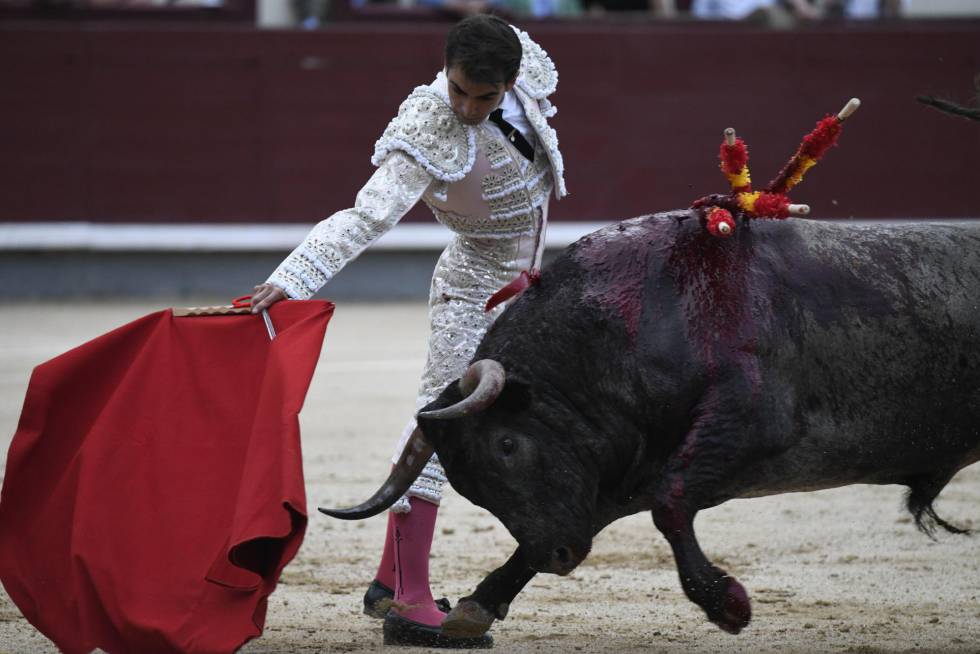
489, 109, 535, 162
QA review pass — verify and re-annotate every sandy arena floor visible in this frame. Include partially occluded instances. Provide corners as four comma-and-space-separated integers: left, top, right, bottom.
1, 301, 978, 654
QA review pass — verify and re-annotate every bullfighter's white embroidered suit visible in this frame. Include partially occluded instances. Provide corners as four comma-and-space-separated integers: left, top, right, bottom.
267, 27, 566, 510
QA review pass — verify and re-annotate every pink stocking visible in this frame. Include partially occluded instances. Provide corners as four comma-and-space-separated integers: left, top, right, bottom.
373, 512, 397, 590
392, 497, 444, 626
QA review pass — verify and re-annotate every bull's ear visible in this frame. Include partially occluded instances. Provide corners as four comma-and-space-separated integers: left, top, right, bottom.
496, 378, 532, 413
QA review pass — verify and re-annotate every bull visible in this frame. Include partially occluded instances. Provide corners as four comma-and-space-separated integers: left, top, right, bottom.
323, 211, 980, 638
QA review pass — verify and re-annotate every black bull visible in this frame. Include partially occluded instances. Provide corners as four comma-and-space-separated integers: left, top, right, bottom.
325, 211, 980, 637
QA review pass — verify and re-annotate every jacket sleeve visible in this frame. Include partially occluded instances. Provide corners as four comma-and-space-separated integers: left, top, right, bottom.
266, 151, 434, 300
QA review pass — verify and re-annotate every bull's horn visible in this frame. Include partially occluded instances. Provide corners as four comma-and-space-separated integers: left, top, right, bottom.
417, 359, 506, 420
318, 427, 432, 520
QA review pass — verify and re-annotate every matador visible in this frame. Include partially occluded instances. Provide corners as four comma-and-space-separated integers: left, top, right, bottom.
252, 15, 566, 648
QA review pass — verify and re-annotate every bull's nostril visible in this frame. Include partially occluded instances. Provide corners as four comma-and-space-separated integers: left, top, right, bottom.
553, 546, 573, 566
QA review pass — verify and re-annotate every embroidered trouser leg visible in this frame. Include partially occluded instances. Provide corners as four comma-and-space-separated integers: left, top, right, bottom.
390, 423, 448, 513
390, 235, 530, 511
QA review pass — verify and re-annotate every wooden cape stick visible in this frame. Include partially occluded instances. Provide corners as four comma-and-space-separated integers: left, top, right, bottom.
172, 305, 252, 317
173, 304, 277, 340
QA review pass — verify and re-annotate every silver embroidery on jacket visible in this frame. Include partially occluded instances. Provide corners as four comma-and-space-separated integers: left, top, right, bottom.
267, 151, 433, 299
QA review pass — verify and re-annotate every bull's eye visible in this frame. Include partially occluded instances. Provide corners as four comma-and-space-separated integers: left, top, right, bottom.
499, 437, 516, 455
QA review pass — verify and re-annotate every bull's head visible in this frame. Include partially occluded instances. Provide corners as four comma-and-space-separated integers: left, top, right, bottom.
320, 359, 597, 576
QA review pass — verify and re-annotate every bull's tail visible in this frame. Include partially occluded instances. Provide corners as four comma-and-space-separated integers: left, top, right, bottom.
904, 474, 971, 539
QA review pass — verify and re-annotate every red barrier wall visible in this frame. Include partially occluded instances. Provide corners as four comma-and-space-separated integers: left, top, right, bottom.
1, 20, 978, 224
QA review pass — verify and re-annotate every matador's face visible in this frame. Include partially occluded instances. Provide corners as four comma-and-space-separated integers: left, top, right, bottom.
446, 65, 516, 126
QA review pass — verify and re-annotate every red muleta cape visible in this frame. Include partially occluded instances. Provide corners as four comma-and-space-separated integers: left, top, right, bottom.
0, 300, 333, 654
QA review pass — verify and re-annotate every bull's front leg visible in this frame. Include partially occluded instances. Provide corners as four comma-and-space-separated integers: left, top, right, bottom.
651, 505, 750, 634
650, 398, 754, 634
441, 547, 536, 638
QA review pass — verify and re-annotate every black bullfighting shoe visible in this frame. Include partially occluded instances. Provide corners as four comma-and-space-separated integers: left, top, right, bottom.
363, 580, 453, 619
363, 580, 396, 619
383, 612, 493, 649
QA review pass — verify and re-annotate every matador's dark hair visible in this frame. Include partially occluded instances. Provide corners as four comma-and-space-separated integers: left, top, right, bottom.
445, 15, 522, 87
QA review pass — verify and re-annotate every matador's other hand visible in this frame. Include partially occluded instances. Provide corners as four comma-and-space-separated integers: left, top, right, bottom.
251, 283, 286, 314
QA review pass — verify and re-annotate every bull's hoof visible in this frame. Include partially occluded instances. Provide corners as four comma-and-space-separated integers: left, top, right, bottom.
441, 599, 496, 638
709, 577, 751, 635
383, 612, 493, 649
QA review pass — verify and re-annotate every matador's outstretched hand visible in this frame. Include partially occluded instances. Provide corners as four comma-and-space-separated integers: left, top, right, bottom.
251, 283, 287, 313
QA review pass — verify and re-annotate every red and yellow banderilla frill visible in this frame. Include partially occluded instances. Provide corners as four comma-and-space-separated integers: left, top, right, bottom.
693, 98, 861, 238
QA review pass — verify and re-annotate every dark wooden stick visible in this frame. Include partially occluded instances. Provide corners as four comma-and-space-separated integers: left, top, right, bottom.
916, 95, 980, 122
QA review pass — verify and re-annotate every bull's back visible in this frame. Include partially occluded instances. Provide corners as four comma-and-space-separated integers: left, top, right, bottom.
739, 220, 980, 491
569, 215, 980, 491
